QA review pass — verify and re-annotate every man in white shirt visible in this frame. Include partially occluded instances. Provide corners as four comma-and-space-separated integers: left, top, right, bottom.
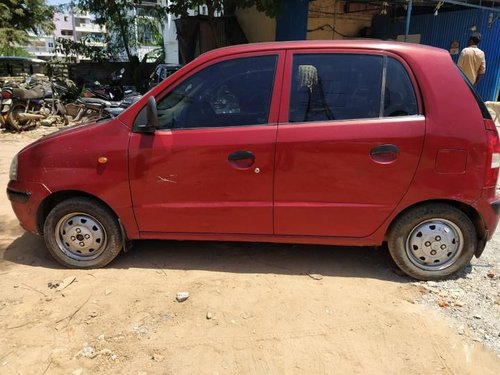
457, 32, 486, 86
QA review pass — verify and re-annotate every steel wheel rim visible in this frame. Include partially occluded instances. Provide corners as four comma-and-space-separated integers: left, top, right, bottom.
405, 218, 463, 271
54, 213, 107, 261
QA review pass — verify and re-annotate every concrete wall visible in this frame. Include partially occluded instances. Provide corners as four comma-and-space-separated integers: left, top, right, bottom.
307, 0, 375, 40
235, 1, 375, 43
307, 15, 372, 40
235, 6, 276, 42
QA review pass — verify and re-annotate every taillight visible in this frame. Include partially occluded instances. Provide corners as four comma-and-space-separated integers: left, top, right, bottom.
1, 90, 11, 99
484, 119, 500, 187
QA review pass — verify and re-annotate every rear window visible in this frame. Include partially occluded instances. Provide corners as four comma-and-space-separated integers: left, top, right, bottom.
457, 67, 492, 120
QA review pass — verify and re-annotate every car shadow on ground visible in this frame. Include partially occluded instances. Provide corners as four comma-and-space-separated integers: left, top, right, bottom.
1, 232, 411, 282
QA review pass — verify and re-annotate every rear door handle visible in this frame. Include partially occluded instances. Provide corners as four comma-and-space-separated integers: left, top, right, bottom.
228, 150, 255, 169
370, 144, 400, 163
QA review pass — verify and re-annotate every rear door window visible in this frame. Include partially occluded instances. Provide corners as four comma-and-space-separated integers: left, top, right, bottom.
289, 54, 382, 122
288, 54, 418, 123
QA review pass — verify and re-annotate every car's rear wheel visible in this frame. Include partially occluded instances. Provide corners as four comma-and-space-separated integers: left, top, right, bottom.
43, 197, 123, 268
387, 203, 477, 280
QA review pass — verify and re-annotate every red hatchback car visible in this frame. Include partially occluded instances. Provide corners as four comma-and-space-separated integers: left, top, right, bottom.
7, 41, 500, 280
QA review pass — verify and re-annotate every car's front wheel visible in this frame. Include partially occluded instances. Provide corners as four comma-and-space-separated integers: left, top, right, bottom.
43, 197, 123, 268
388, 203, 477, 280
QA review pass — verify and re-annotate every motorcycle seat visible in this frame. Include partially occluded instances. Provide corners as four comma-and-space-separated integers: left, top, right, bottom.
12, 87, 45, 100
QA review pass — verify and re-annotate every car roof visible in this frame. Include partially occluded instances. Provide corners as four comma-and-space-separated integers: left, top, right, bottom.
200, 40, 446, 59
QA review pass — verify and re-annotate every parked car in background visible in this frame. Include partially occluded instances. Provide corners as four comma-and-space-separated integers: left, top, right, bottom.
146, 63, 182, 91
7, 41, 500, 280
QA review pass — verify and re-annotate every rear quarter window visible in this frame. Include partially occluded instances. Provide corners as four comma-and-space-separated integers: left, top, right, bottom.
383, 57, 418, 117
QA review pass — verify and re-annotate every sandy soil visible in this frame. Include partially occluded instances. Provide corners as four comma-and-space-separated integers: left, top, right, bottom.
1, 134, 499, 375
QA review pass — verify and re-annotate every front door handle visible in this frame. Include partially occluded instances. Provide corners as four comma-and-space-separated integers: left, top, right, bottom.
370, 144, 400, 163
228, 150, 255, 169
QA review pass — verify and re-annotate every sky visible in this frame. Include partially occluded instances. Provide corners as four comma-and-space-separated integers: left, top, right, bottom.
47, 0, 71, 5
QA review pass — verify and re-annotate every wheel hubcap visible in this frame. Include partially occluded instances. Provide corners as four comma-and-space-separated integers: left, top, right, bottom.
55, 213, 107, 261
405, 218, 463, 271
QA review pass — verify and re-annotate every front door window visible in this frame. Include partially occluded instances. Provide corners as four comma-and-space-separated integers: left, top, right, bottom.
155, 55, 277, 130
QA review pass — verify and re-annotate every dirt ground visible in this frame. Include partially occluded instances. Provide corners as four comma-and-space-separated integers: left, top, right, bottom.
1, 134, 499, 375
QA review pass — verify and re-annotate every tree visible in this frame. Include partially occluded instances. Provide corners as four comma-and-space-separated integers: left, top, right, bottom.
55, 36, 113, 62
166, 0, 283, 18
0, 0, 55, 56
76, 0, 169, 62
165, 0, 282, 49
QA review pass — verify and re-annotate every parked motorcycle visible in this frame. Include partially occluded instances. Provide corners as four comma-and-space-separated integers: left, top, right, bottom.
1, 76, 69, 131
77, 93, 142, 118
78, 67, 142, 118
1, 69, 141, 131
83, 67, 140, 102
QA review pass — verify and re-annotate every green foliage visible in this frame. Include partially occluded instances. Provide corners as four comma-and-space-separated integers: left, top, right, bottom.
76, 0, 169, 61
0, 42, 32, 57
0, 0, 55, 33
0, 0, 55, 56
55, 37, 112, 62
165, 0, 282, 18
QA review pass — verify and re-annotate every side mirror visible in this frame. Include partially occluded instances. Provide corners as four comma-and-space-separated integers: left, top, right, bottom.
146, 96, 159, 129
135, 96, 159, 134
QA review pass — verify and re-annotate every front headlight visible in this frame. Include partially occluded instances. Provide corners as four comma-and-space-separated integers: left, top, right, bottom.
9, 154, 18, 181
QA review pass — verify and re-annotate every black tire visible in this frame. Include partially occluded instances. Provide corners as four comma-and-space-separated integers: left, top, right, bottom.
387, 203, 477, 280
8, 104, 38, 131
43, 197, 123, 268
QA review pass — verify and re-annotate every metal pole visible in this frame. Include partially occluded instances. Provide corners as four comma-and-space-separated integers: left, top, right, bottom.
405, 0, 413, 42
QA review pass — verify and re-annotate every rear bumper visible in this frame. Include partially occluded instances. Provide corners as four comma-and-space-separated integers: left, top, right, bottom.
473, 192, 500, 242
491, 200, 500, 215
6, 181, 51, 234
7, 188, 31, 203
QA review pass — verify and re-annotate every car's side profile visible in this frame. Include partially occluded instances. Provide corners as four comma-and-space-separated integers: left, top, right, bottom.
7, 41, 500, 280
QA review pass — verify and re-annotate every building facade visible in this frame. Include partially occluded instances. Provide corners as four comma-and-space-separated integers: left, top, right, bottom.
25, 9, 107, 61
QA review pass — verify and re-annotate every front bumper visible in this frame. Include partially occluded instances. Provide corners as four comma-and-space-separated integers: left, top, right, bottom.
6, 181, 51, 234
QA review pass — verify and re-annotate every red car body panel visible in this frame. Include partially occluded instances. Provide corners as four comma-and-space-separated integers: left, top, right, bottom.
128, 50, 285, 235
128, 126, 277, 234
8, 120, 139, 238
274, 117, 425, 237
7, 40, 499, 247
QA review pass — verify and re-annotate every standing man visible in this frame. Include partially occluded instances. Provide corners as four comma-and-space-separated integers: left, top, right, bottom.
457, 32, 486, 86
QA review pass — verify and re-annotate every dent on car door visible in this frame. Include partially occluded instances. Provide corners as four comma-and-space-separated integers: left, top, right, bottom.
275, 52, 425, 237
129, 53, 284, 235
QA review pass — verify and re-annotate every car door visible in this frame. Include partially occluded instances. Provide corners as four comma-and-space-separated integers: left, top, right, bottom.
274, 50, 425, 237
129, 52, 284, 235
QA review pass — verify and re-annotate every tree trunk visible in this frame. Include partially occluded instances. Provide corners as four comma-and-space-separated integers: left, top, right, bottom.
116, 9, 133, 61
223, 0, 236, 15
206, 1, 220, 48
